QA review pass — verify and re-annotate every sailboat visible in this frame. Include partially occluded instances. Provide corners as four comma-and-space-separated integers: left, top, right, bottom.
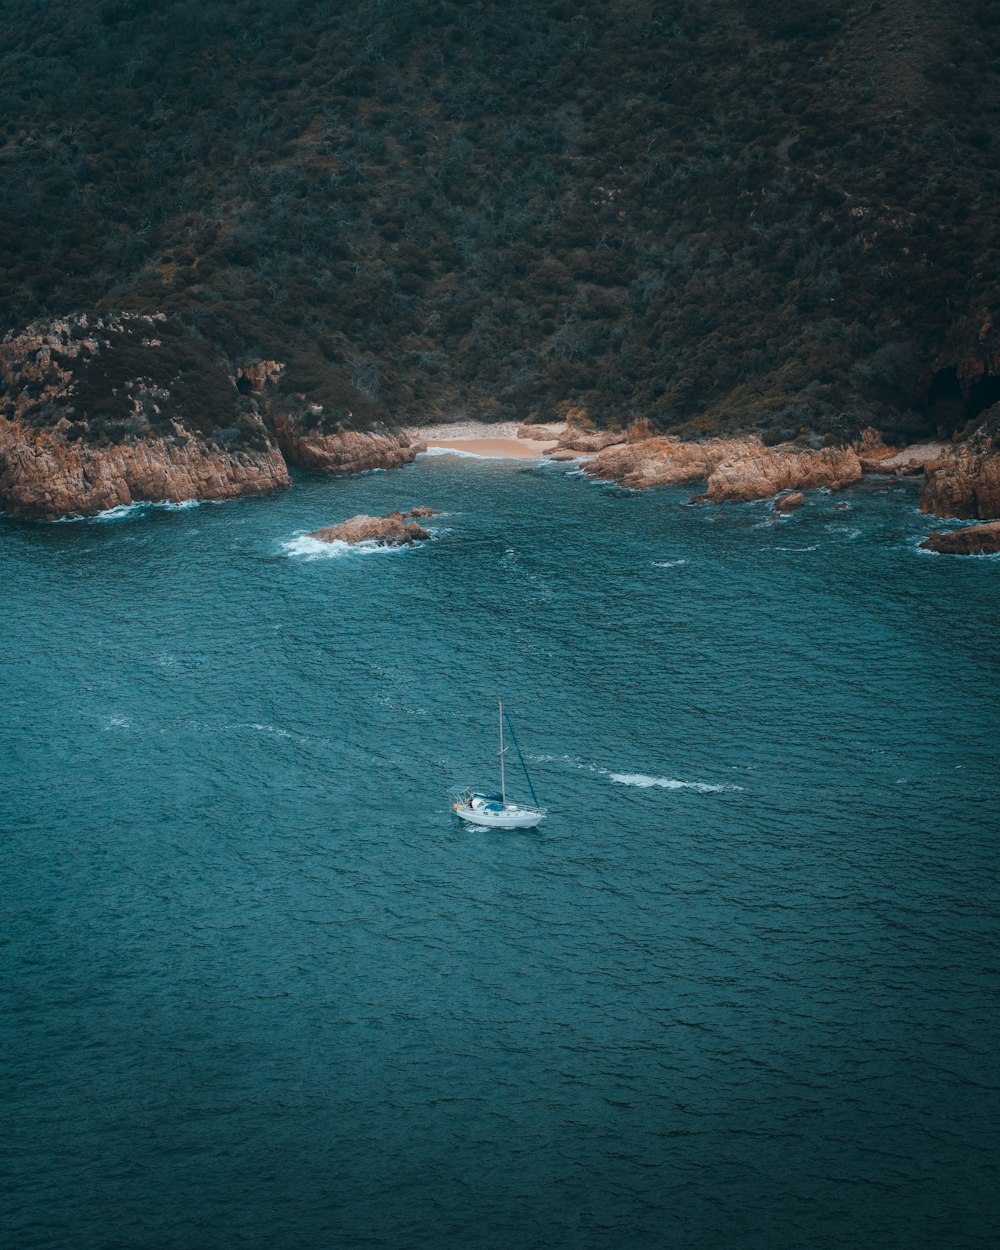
452, 700, 547, 829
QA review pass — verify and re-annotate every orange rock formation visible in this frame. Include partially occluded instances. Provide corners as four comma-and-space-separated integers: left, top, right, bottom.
308, 509, 435, 545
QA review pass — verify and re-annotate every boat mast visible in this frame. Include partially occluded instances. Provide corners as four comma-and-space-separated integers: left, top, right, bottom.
499, 698, 506, 804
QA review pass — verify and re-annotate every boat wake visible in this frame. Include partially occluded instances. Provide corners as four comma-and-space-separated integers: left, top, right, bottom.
607, 771, 738, 793
529, 753, 741, 794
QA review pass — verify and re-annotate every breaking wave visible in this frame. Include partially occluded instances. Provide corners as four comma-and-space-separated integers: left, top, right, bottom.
420, 446, 494, 459
282, 535, 413, 560
53, 499, 201, 523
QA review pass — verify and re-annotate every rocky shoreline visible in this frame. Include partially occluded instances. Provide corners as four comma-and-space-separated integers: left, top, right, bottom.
2, 315, 999, 548
0, 314, 423, 520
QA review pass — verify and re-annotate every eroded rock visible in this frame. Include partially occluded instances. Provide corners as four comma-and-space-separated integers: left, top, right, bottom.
775, 491, 804, 512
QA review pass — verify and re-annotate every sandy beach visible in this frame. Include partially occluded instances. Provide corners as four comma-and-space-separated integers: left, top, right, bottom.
410, 421, 563, 459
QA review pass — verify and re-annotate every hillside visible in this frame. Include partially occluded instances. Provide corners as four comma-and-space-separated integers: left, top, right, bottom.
2, 0, 1000, 444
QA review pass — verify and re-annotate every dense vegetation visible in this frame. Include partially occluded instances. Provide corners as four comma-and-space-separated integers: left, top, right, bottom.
2, 0, 999, 442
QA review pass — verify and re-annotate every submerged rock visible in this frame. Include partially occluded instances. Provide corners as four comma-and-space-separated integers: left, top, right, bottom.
308, 509, 436, 546
920, 520, 1000, 555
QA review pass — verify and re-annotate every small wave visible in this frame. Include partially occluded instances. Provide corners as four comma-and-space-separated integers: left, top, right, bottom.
824, 523, 862, 540
608, 771, 738, 793
231, 722, 294, 738
652, 559, 687, 568
775, 544, 819, 552
420, 446, 494, 460
102, 714, 134, 731
92, 499, 200, 522
282, 535, 413, 561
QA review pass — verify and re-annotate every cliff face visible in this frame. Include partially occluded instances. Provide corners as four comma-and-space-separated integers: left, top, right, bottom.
920, 424, 1000, 519
274, 417, 424, 476
0, 313, 290, 517
0, 419, 290, 519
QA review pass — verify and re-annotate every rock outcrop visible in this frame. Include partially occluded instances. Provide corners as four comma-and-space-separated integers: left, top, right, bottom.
309, 509, 436, 545
552, 423, 626, 454
274, 416, 424, 475
775, 492, 804, 512
920, 520, 1000, 555
920, 427, 1000, 519
586, 433, 862, 502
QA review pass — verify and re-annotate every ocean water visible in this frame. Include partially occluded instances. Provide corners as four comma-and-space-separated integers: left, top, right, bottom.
2, 456, 998, 1250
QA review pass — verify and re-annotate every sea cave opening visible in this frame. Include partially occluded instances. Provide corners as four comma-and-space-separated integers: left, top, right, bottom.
927, 366, 963, 413
926, 366, 1000, 427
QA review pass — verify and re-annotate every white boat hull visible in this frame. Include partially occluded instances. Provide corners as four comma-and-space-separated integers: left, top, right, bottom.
453, 798, 546, 829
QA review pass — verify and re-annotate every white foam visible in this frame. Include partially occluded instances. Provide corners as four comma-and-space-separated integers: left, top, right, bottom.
282, 535, 413, 560
652, 559, 687, 568
52, 498, 203, 523
608, 772, 737, 793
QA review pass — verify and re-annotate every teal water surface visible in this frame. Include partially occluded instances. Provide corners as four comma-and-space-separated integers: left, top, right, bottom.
2, 456, 998, 1250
